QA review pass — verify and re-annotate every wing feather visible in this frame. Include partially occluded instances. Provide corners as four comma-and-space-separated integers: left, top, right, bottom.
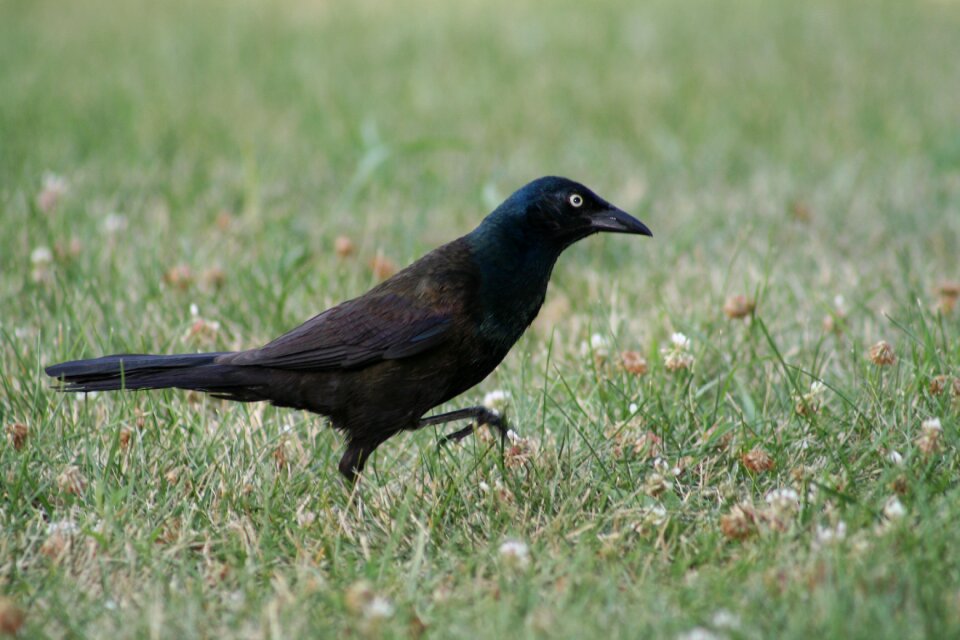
224, 292, 452, 371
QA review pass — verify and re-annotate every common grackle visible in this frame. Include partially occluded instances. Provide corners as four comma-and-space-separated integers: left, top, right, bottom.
46, 176, 652, 480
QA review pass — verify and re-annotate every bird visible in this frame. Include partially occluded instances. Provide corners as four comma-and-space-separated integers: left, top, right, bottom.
46, 176, 652, 481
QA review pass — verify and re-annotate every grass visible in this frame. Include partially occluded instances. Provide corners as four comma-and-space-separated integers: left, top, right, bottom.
2, 0, 960, 637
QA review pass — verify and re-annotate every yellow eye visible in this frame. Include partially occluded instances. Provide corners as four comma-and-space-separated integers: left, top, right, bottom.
569, 194, 583, 207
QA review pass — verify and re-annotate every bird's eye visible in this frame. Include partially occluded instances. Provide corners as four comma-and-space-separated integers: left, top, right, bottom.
569, 194, 583, 208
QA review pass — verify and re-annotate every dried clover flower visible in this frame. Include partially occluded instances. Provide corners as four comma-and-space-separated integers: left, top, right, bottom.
868, 341, 896, 366
620, 351, 648, 375
741, 448, 775, 473
723, 294, 755, 319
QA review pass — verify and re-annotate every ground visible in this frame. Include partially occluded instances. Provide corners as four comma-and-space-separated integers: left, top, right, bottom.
1, 0, 959, 637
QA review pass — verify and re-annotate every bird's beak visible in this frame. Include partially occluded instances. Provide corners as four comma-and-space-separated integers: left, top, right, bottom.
589, 207, 653, 237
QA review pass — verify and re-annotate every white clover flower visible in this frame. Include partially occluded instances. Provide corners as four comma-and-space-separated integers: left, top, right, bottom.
364, 596, 394, 621
295, 508, 316, 526
765, 488, 800, 512
46, 520, 80, 536
103, 213, 128, 233
710, 609, 741, 630
664, 351, 695, 372
764, 488, 801, 530
917, 417, 944, 455
186, 315, 220, 344
670, 332, 691, 350
677, 628, 722, 640
628, 402, 638, 414
883, 497, 906, 521
42, 171, 67, 190
30, 246, 53, 265
814, 521, 847, 548
662, 332, 694, 371
482, 389, 510, 413
643, 472, 670, 497
591, 332, 610, 351
796, 380, 828, 415
37, 172, 68, 213
498, 539, 530, 568
580, 332, 612, 359
643, 504, 667, 527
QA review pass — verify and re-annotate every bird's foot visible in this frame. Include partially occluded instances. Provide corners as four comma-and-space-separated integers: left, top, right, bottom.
446, 409, 510, 444
440, 423, 479, 444
419, 406, 511, 445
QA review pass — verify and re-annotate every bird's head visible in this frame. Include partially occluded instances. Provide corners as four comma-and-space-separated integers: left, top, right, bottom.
480, 176, 652, 251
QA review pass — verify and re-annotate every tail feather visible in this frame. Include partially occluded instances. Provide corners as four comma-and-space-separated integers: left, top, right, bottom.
46, 353, 229, 379
45, 352, 262, 399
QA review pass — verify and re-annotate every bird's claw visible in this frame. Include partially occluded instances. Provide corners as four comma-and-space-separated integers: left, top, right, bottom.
485, 413, 511, 443
438, 409, 512, 446
439, 423, 478, 445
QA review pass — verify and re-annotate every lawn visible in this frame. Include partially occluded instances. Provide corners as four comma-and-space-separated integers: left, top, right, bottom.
2, 0, 960, 637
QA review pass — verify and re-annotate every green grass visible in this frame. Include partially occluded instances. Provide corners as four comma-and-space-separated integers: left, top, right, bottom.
2, 0, 960, 637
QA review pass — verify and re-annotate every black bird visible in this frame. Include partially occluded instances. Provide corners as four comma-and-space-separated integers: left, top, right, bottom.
46, 177, 652, 480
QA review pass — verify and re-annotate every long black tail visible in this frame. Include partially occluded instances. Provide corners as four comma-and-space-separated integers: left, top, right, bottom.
45, 352, 263, 400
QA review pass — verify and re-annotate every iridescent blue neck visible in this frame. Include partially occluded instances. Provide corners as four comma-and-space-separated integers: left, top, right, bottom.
464, 213, 562, 346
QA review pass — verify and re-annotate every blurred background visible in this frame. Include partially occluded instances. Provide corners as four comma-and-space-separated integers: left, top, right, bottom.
3, 0, 959, 342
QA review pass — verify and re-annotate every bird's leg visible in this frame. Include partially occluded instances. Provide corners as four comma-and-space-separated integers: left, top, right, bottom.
338, 439, 384, 482
418, 406, 509, 444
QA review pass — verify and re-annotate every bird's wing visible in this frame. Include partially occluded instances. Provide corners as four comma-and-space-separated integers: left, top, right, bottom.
224, 291, 453, 371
